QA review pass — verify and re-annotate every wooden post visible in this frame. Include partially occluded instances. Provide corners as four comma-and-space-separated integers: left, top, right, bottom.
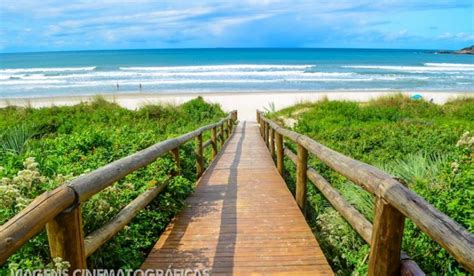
260, 119, 264, 137
171, 147, 180, 176
224, 120, 229, 140
264, 122, 270, 148
275, 132, 284, 175
196, 133, 204, 178
211, 127, 218, 158
232, 111, 237, 122
228, 119, 233, 134
46, 206, 87, 271
368, 197, 405, 276
256, 111, 260, 123
296, 144, 308, 214
220, 124, 225, 147
270, 128, 275, 157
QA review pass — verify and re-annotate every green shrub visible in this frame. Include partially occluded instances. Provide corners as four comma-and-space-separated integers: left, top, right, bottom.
0, 97, 226, 271
272, 96, 473, 274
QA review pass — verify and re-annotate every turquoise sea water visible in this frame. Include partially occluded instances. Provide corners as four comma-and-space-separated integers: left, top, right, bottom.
0, 48, 473, 98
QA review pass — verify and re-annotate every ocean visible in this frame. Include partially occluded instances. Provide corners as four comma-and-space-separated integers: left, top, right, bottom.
0, 48, 473, 98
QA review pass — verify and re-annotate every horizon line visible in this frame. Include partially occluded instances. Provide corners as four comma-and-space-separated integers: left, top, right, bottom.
0, 46, 457, 55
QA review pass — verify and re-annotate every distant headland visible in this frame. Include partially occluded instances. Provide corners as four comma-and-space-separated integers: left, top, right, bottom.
437, 45, 474, 55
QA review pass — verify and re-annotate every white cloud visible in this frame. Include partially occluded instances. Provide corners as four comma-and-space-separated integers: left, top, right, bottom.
385, 29, 409, 41
1, 0, 473, 51
438, 32, 474, 41
209, 14, 273, 35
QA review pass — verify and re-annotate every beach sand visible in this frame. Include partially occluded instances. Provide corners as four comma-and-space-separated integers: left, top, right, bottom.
0, 91, 471, 121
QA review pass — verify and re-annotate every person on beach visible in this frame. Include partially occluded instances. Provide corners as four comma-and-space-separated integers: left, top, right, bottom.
116, 83, 119, 90
139, 83, 142, 91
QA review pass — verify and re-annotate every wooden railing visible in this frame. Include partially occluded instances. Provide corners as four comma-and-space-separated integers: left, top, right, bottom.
0, 111, 238, 269
257, 111, 474, 275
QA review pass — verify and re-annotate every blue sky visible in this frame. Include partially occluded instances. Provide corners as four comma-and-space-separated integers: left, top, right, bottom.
0, 0, 473, 53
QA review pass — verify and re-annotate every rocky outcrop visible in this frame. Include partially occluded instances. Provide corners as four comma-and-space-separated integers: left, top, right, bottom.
437, 46, 474, 55
455, 46, 474, 54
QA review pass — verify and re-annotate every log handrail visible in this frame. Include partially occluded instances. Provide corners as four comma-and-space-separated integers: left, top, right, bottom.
0, 110, 237, 267
257, 110, 473, 273
284, 148, 422, 274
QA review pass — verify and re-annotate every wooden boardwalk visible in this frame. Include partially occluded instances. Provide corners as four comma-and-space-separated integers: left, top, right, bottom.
142, 122, 333, 275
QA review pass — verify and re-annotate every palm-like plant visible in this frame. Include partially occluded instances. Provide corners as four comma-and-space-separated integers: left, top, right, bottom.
1, 124, 38, 155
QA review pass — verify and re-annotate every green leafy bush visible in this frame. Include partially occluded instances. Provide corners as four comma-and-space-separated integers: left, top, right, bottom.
0, 96, 226, 271
270, 94, 473, 275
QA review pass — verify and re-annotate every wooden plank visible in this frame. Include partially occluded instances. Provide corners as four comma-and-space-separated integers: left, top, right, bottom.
46, 206, 87, 270
0, 112, 238, 264
142, 122, 333, 274
287, 144, 424, 274
261, 115, 474, 271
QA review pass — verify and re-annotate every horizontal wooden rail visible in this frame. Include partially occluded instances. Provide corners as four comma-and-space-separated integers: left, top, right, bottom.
259, 111, 473, 273
203, 139, 212, 148
284, 148, 423, 274
69, 113, 236, 203
84, 180, 170, 257
0, 111, 237, 266
0, 186, 76, 261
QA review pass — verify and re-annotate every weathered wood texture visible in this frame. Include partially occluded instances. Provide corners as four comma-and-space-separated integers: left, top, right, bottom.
270, 128, 275, 156
368, 197, 405, 276
0, 111, 236, 265
211, 127, 218, 158
142, 122, 333, 274
196, 134, 204, 178
275, 132, 284, 175
46, 206, 87, 270
259, 113, 474, 271
68, 111, 236, 203
171, 147, 180, 176
0, 186, 76, 263
203, 139, 212, 149
285, 147, 423, 274
84, 181, 169, 257
307, 167, 372, 244
264, 121, 269, 148
220, 124, 225, 147
296, 144, 308, 213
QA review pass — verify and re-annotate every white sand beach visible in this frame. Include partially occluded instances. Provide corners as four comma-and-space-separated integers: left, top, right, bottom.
1, 91, 471, 121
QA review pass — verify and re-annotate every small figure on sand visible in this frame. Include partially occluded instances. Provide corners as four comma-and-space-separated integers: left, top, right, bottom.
139, 83, 142, 91
116, 83, 119, 90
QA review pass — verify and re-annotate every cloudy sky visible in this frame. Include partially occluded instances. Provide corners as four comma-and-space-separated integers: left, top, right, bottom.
0, 0, 473, 53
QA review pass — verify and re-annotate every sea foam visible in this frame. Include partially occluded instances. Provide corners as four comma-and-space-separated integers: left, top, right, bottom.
0, 67, 97, 74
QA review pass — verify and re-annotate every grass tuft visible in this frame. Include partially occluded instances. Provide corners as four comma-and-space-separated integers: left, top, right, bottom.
1, 124, 38, 155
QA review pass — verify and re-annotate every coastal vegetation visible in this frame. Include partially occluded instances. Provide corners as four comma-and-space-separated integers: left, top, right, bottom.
0, 97, 225, 271
1, 94, 472, 274
268, 94, 473, 274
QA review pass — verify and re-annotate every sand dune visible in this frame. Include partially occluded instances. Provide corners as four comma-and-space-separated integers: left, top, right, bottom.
1, 90, 471, 121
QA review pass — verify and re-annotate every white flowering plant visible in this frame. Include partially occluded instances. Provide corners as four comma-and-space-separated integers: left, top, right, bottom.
1, 98, 221, 271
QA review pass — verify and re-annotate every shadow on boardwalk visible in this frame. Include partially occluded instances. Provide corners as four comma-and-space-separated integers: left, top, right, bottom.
141, 121, 332, 274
